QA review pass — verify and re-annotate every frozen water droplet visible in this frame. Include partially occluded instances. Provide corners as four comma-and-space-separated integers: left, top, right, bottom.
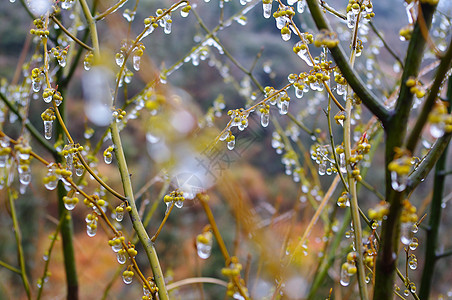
261, 113, 269, 127
340, 267, 350, 286
116, 210, 124, 222
400, 222, 413, 245
279, 100, 289, 115
115, 53, 124, 66
86, 224, 97, 237
347, 11, 356, 29
263, 2, 272, 19
430, 123, 445, 138
175, 200, 184, 208
281, 31, 291, 41
133, 55, 141, 71
58, 57, 66, 67
32, 80, 42, 93
122, 272, 133, 284
391, 171, 407, 192
104, 154, 112, 164
44, 120, 53, 140
297, 0, 306, 13
409, 238, 418, 250
117, 251, 127, 264
227, 139, 235, 150
318, 162, 326, 176
196, 234, 213, 259
408, 255, 417, 270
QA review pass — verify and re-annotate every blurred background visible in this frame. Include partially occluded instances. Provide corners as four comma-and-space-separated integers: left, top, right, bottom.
1, 0, 452, 299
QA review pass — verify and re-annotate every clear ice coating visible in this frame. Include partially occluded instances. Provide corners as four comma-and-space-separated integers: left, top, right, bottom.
122, 272, 133, 284
408, 254, 417, 270
61, 0, 75, 9
297, 0, 306, 14
340, 267, 350, 286
117, 250, 127, 264
133, 55, 141, 71
196, 235, 213, 259
227, 139, 235, 150
391, 170, 407, 192
263, 1, 272, 19
261, 112, 269, 127
44, 120, 53, 140
400, 222, 413, 245
115, 52, 125, 66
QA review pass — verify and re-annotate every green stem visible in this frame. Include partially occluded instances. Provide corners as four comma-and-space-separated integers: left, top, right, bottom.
0, 260, 21, 274
419, 76, 452, 299
54, 80, 79, 300
375, 2, 438, 299
8, 188, 31, 300
50, 15, 94, 51
406, 39, 452, 152
306, 0, 390, 125
110, 122, 169, 300
37, 216, 63, 300
79, 0, 100, 57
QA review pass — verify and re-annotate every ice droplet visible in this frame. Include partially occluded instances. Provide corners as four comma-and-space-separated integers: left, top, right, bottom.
408, 255, 417, 270
340, 267, 350, 286
115, 52, 124, 66
400, 222, 413, 245
117, 250, 127, 264
263, 2, 272, 19
261, 113, 269, 127
227, 139, 235, 150
391, 171, 407, 192
44, 120, 53, 140
133, 55, 141, 71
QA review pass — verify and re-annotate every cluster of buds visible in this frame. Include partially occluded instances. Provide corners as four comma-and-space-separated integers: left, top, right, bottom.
350, 134, 371, 164
63, 195, 79, 211
142, 277, 159, 299
30, 19, 49, 37
388, 149, 412, 192
428, 101, 452, 138
31, 68, 43, 92
196, 226, 213, 259
400, 200, 418, 245
50, 46, 69, 67
42, 88, 63, 105
115, 202, 131, 222
340, 251, 358, 287
314, 29, 339, 48
337, 191, 350, 208
164, 190, 185, 209
122, 267, 135, 284
399, 24, 414, 41
222, 256, 249, 299
83, 52, 94, 70
0, 137, 12, 168
368, 201, 390, 222
406, 76, 426, 98
112, 109, 127, 122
